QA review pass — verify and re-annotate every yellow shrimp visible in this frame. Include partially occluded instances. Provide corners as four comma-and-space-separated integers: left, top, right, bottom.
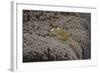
50, 27, 70, 41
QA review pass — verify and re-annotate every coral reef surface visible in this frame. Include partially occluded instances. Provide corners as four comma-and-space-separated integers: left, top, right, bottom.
23, 10, 91, 62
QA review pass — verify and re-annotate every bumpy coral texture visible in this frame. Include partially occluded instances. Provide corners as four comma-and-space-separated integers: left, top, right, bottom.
23, 10, 91, 62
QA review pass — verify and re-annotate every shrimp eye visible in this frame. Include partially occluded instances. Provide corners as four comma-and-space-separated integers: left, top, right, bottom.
57, 27, 60, 30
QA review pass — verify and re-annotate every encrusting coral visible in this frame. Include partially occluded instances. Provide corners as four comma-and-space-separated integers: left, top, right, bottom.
23, 10, 91, 62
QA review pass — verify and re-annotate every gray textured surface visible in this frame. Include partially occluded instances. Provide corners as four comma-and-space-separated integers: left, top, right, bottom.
23, 10, 91, 62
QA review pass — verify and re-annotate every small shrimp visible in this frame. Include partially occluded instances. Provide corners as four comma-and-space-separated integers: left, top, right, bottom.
50, 27, 70, 41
